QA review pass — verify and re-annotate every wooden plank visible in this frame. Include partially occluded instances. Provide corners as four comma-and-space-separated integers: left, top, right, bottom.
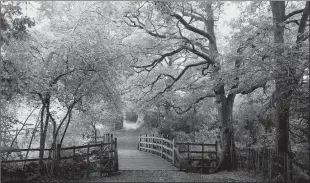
162, 144, 173, 152
185, 158, 218, 161
2, 157, 50, 163
139, 142, 161, 147
176, 142, 216, 146
61, 142, 112, 150
1, 148, 51, 153
118, 150, 177, 171
139, 146, 162, 154
179, 150, 217, 154
162, 152, 172, 160
162, 138, 173, 144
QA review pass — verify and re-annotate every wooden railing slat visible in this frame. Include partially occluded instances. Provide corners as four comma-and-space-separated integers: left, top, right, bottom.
138, 133, 219, 173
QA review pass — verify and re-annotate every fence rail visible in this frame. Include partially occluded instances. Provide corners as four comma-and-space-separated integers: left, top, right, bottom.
138, 134, 218, 174
1, 133, 118, 181
176, 140, 218, 173
236, 147, 303, 182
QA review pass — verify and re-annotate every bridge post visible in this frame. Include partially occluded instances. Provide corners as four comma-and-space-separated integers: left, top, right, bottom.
138, 135, 141, 151
161, 134, 164, 158
152, 134, 155, 154
145, 134, 148, 152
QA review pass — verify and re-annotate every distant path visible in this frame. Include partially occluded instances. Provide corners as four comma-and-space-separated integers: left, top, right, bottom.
113, 128, 177, 171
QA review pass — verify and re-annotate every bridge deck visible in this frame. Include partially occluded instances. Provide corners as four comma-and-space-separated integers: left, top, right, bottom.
118, 149, 178, 170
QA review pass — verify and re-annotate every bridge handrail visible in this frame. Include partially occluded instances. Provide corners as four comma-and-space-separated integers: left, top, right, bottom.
138, 134, 183, 168
138, 134, 218, 172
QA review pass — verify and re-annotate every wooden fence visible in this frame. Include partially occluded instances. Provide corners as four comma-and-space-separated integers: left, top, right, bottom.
236, 147, 301, 182
176, 141, 218, 173
90, 133, 114, 143
1, 134, 118, 181
138, 134, 218, 174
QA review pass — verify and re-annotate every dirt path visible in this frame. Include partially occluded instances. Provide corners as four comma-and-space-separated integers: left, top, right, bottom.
63, 170, 265, 182
112, 128, 142, 150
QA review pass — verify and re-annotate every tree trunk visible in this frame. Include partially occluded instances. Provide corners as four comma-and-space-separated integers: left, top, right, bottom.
92, 124, 97, 142
212, 83, 236, 172
39, 95, 50, 173
205, 2, 236, 172
39, 102, 46, 173
24, 114, 40, 164
270, 2, 290, 181
59, 110, 73, 146
308, 24, 310, 177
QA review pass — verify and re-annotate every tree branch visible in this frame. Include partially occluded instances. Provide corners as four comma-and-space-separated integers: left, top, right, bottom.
184, 45, 215, 65
171, 92, 215, 114
296, 1, 310, 43
284, 19, 299, 26
171, 13, 216, 45
133, 47, 185, 71
152, 60, 209, 100
285, 9, 304, 20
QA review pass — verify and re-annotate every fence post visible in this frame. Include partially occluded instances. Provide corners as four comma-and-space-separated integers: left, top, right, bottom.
187, 142, 190, 161
55, 143, 61, 175
114, 138, 118, 171
86, 143, 90, 178
100, 142, 103, 178
161, 135, 164, 158
172, 138, 175, 166
201, 144, 204, 173
268, 149, 272, 179
145, 134, 148, 152
111, 134, 114, 150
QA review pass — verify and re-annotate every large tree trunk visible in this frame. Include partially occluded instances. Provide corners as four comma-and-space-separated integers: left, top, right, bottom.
308, 23, 310, 177
212, 83, 236, 172
205, 2, 236, 172
270, 2, 290, 181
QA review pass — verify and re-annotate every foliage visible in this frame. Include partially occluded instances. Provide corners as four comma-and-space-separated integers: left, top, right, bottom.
1, 1, 35, 46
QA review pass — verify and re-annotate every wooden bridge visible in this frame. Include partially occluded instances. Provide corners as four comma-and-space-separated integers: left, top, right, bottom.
115, 132, 219, 173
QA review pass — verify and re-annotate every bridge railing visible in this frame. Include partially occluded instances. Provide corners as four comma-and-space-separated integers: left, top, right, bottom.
138, 134, 183, 169
138, 134, 218, 173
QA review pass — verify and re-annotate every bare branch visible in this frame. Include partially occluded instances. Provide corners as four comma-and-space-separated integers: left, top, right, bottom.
171, 13, 216, 45
296, 1, 310, 43
284, 19, 299, 25
182, 11, 205, 22
184, 45, 215, 65
124, 15, 167, 38
152, 60, 209, 100
285, 9, 304, 20
171, 92, 215, 114
133, 47, 185, 70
